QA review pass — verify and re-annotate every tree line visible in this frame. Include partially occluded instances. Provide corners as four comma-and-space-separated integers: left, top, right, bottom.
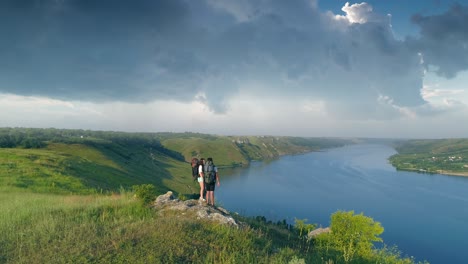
0, 127, 184, 161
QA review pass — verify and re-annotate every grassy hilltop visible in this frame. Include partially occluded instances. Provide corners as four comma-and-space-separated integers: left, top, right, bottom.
0, 128, 424, 263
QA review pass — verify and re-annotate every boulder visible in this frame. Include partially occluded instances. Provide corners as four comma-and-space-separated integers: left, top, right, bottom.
308, 227, 331, 239
152, 191, 240, 227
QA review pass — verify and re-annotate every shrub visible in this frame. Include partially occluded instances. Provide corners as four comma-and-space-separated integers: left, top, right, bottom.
132, 184, 156, 205
318, 210, 384, 263
178, 193, 187, 201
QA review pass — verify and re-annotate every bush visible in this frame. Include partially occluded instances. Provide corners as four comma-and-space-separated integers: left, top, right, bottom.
316, 210, 384, 263
178, 193, 188, 201
132, 184, 156, 205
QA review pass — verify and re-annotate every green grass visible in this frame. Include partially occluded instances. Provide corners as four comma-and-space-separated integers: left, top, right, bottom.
162, 137, 249, 166
0, 187, 424, 264
161, 134, 350, 167
0, 129, 352, 196
0, 141, 197, 196
0, 187, 301, 263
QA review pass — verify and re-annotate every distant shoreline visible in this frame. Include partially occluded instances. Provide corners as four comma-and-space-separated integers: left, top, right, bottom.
395, 167, 468, 177
435, 170, 468, 177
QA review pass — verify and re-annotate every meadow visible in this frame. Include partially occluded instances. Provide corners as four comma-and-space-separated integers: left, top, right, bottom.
0, 186, 424, 264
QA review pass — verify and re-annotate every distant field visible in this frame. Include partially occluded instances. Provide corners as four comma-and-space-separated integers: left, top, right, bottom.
389, 138, 468, 176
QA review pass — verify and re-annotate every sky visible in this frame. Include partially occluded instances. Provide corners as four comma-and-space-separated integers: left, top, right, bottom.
1, 0, 468, 139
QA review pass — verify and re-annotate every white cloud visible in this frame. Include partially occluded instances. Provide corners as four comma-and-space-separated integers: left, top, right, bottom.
421, 87, 464, 100
330, 2, 390, 25
336, 2, 372, 24
0, 93, 75, 109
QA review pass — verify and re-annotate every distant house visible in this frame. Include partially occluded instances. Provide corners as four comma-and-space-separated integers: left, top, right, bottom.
233, 138, 250, 144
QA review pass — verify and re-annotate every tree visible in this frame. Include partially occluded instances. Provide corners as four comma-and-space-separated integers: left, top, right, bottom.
328, 210, 384, 262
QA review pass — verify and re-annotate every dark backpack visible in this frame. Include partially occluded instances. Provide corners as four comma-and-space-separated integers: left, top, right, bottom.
204, 160, 216, 184
191, 158, 199, 180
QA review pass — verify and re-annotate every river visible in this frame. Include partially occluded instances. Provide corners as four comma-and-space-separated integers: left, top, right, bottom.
216, 144, 468, 264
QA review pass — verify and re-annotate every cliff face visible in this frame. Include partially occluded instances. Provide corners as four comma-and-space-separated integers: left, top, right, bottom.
152, 191, 241, 227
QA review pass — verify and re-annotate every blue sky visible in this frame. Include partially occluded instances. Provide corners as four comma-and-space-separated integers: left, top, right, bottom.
1, 0, 468, 138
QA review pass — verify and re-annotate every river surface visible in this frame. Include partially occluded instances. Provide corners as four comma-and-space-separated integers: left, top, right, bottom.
216, 144, 468, 264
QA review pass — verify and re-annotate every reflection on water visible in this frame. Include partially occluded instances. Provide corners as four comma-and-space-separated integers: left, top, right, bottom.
216, 144, 468, 264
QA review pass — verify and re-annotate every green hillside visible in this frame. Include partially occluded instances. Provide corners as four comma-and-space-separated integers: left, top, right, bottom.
0, 142, 192, 195
0, 128, 194, 196
0, 128, 423, 263
0, 128, 350, 196
389, 138, 468, 176
160, 133, 349, 167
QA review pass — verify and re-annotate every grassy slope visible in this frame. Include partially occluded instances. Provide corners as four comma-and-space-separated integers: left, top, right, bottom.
0, 187, 419, 264
161, 136, 248, 166
389, 139, 468, 175
0, 141, 193, 196
161, 134, 348, 167
0, 187, 283, 263
0, 133, 349, 196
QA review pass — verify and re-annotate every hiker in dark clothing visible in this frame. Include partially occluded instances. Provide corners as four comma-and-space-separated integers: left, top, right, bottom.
204, 157, 219, 206
191, 158, 199, 181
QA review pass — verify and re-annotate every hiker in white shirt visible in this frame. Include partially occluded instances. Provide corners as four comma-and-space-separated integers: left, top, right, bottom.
197, 158, 206, 202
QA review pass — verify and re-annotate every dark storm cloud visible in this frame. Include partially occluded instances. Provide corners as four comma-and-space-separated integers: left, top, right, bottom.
0, 0, 203, 102
409, 3, 468, 78
0, 0, 466, 118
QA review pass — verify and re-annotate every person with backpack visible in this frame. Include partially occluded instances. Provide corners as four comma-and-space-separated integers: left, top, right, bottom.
191, 158, 199, 182
197, 158, 206, 202
204, 157, 219, 206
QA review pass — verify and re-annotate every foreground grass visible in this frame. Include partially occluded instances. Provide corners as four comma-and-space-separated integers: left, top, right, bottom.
0, 187, 424, 264
0, 188, 294, 263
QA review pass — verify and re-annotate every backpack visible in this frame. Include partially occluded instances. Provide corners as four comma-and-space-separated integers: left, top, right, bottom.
204, 160, 216, 184
191, 158, 199, 180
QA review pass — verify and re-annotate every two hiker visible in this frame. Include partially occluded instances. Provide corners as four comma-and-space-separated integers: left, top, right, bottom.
191, 157, 220, 206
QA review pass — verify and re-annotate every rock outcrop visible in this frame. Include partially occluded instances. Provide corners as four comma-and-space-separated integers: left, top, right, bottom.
152, 191, 240, 227
308, 227, 331, 239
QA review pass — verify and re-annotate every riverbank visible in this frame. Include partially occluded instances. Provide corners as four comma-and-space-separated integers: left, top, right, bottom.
395, 167, 468, 178
389, 138, 468, 179
436, 170, 468, 177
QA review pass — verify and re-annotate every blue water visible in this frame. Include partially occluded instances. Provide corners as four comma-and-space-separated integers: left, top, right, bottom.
216, 144, 468, 264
